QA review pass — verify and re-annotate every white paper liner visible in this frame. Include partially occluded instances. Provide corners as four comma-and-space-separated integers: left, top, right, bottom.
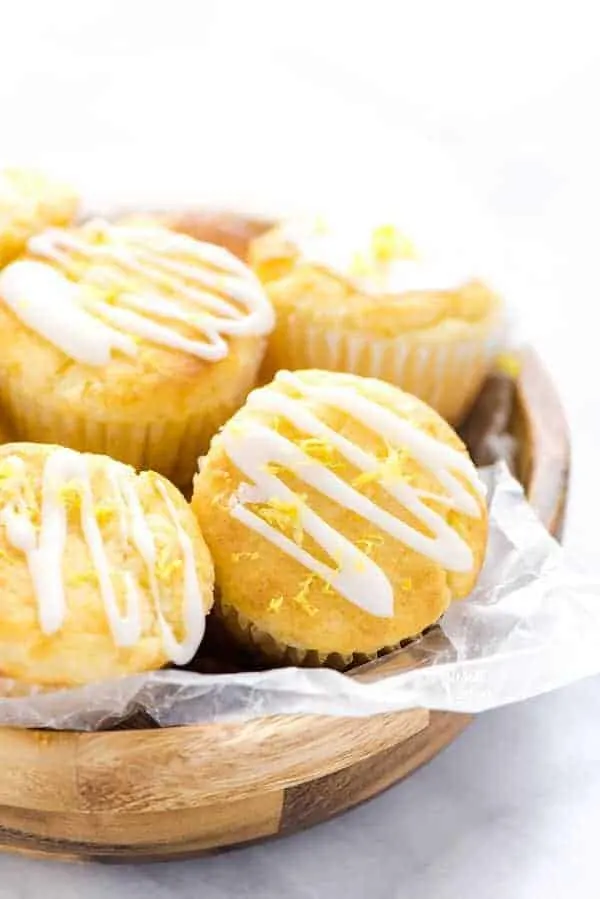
0, 462, 595, 731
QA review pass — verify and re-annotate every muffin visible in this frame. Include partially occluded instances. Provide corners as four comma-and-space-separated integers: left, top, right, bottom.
249, 217, 506, 424
0, 168, 78, 267
192, 369, 488, 667
0, 442, 214, 686
0, 219, 274, 484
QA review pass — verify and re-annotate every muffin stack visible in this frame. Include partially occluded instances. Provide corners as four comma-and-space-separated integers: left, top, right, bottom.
0, 171, 501, 689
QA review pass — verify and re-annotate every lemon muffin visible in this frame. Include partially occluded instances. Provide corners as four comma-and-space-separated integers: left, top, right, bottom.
0, 168, 78, 267
0, 442, 214, 686
249, 217, 505, 424
0, 219, 274, 484
192, 369, 488, 667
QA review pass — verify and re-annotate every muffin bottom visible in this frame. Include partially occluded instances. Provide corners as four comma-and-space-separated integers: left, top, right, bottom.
0, 374, 253, 485
216, 600, 426, 672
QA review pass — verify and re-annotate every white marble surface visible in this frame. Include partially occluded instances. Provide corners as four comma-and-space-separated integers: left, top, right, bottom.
1, 1, 598, 895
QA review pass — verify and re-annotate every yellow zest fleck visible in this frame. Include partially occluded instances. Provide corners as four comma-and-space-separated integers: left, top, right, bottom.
268, 594, 284, 613
231, 551, 259, 562
352, 468, 381, 489
102, 288, 120, 306
95, 503, 116, 526
0, 461, 16, 481
261, 461, 286, 477
356, 535, 384, 555
352, 445, 411, 489
371, 224, 416, 262
256, 495, 305, 545
495, 351, 521, 379
58, 480, 83, 511
156, 546, 183, 582
298, 436, 340, 468
67, 570, 99, 588
399, 577, 413, 591
292, 575, 319, 616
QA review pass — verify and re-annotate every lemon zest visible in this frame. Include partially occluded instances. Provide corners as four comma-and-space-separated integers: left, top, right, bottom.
58, 480, 83, 511
268, 595, 284, 613
231, 551, 259, 562
67, 570, 99, 588
292, 575, 319, 616
298, 436, 340, 468
95, 503, 116, 526
371, 224, 416, 262
256, 495, 305, 545
156, 546, 183, 582
356, 535, 384, 555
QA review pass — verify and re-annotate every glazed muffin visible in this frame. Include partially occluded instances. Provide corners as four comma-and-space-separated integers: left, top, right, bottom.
0, 219, 274, 484
192, 370, 488, 667
249, 217, 505, 424
0, 168, 78, 267
0, 443, 214, 686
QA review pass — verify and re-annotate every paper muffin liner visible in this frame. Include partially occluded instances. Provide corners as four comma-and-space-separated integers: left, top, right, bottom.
0, 373, 242, 486
216, 599, 424, 672
265, 314, 506, 424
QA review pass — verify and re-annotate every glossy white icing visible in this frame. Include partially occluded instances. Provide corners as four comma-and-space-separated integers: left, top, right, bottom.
0, 448, 205, 663
280, 217, 473, 295
0, 220, 274, 366
223, 372, 484, 618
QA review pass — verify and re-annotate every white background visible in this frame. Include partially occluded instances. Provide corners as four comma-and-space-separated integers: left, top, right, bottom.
0, 1, 599, 896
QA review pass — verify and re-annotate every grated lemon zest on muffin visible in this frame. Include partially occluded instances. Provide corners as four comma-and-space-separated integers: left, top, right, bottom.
292, 576, 319, 616
58, 480, 83, 511
268, 594, 285, 613
297, 436, 340, 468
262, 461, 286, 477
399, 577, 413, 591
0, 460, 17, 482
67, 569, 99, 588
356, 535, 384, 555
495, 351, 521, 379
231, 551, 259, 562
155, 546, 183, 583
256, 495, 305, 545
95, 503, 116, 526
352, 445, 412, 489
352, 468, 381, 489
370, 224, 416, 263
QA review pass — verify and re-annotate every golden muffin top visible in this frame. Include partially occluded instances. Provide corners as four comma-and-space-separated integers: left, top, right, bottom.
0, 219, 274, 368
0, 442, 214, 684
194, 370, 488, 654
250, 217, 501, 335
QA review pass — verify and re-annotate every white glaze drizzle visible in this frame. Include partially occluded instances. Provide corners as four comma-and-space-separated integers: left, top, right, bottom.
280, 218, 472, 296
0, 448, 205, 663
0, 220, 274, 366
224, 372, 484, 618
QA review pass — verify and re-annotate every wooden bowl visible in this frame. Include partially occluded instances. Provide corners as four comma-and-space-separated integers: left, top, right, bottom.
0, 215, 570, 862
